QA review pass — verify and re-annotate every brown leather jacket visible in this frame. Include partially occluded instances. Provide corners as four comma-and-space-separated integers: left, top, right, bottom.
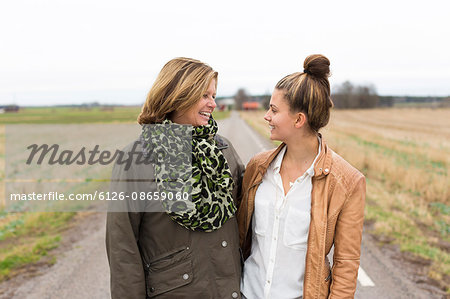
106, 135, 245, 299
237, 139, 366, 299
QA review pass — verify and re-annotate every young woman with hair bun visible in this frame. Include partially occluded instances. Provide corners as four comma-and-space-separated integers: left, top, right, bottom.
238, 54, 366, 298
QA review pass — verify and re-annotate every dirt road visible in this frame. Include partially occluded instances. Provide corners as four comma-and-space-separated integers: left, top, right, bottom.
1, 111, 444, 298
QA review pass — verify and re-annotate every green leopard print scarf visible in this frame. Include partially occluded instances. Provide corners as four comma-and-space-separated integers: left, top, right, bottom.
141, 117, 236, 232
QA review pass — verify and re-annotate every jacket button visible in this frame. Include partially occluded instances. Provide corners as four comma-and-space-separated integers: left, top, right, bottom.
324, 168, 329, 173
149, 287, 155, 293
182, 273, 189, 280
221, 240, 228, 247
232, 291, 239, 298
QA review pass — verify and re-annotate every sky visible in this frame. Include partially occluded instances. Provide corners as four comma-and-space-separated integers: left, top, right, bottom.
1, 0, 449, 106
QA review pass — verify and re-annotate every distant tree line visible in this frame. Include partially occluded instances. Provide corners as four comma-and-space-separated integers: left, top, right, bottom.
232, 83, 449, 110
234, 89, 249, 110
233, 88, 271, 110
332, 81, 383, 109
234, 82, 386, 110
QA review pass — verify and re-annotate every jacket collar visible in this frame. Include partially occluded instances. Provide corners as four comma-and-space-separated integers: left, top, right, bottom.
255, 133, 333, 179
271, 146, 286, 174
312, 134, 333, 178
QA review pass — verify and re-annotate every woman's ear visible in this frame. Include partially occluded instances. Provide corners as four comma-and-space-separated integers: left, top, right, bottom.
294, 112, 307, 129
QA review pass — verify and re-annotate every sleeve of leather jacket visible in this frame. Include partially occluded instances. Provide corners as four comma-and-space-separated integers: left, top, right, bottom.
237, 157, 257, 252
106, 162, 146, 299
329, 175, 366, 299
237, 157, 256, 210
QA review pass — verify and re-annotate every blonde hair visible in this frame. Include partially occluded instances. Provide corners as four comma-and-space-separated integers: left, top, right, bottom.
275, 54, 333, 133
138, 57, 218, 124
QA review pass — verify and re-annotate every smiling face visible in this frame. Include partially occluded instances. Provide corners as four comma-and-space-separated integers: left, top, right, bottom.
264, 88, 300, 142
171, 78, 217, 126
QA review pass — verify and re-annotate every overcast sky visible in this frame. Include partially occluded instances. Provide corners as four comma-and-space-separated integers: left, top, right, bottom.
1, 0, 449, 106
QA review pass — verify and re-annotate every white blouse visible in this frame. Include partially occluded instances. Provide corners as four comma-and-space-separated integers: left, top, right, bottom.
242, 140, 321, 299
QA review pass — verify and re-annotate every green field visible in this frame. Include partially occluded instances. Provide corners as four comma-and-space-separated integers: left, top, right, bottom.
0, 106, 229, 124
0, 106, 142, 124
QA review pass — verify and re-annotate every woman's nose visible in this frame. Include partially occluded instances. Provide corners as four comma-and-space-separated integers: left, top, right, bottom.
264, 111, 270, 121
208, 97, 217, 109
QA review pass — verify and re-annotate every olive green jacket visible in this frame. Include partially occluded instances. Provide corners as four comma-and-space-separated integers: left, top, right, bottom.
106, 135, 244, 299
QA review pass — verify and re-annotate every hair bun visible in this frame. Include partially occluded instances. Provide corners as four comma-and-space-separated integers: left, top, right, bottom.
303, 54, 330, 78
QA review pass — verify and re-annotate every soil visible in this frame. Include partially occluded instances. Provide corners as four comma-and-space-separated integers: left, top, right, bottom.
365, 221, 450, 298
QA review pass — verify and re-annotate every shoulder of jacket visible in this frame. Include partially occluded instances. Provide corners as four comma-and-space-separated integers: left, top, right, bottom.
112, 138, 152, 174
122, 138, 144, 152
215, 135, 244, 172
249, 148, 277, 166
215, 134, 229, 150
329, 149, 365, 193
243, 148, 278, 178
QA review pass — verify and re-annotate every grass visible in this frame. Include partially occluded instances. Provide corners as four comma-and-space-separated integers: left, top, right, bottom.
0, 212, 73, 280
240, 108, 450, 291
0, 235, 61, 280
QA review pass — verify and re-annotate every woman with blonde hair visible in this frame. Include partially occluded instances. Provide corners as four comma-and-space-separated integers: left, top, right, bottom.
107, 57, 244, 298
238, 54, 366, 298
